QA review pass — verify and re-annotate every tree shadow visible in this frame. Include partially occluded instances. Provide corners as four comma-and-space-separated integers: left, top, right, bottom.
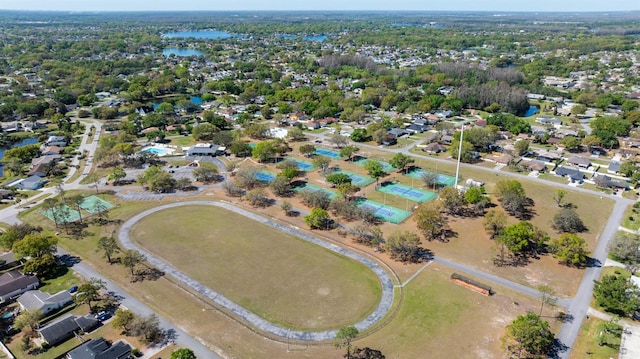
549, 338, 569, 359
586, 257, 602, 268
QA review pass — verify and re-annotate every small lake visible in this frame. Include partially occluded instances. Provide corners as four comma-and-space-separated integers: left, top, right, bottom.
0, 137, 39, 176
163, 30, 244, 40
162, 48, 204, 57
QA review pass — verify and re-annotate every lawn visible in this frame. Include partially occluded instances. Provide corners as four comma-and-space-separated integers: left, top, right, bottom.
571, 317, 621, 359
39, 267, 82, 295
129, 205, 382, 331
621, 203, 640, 231
167, 136, 195, 147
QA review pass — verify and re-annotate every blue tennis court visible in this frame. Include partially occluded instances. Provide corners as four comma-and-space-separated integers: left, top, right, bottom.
314, 148, 342, 159
335, 170, 374, 187
405, 168, 457, 186
356, 199, 412, 224
353, 158, 394, 172
288, 158, 315, 171
256, 171, 276, 183
293, 183, 337, 199
377, 183, 437, 203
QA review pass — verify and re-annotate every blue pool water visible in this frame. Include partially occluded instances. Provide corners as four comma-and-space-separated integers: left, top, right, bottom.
140, 147, 170, 156
162, 48, 204, 57
190, 96, 203, 105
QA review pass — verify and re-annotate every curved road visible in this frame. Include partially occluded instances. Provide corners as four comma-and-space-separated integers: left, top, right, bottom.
117, 201, 395, 341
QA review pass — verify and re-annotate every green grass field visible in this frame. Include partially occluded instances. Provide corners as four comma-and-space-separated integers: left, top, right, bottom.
571, 317, 621, 359
129, 205, 382, 331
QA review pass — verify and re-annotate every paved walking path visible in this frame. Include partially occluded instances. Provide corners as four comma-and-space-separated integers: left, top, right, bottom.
117, 201, 395, 341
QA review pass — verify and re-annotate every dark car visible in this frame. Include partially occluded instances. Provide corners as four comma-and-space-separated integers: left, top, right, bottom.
68, 285, 78, 294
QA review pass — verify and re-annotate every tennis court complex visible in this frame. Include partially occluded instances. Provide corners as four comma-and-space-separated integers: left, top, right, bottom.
405, 168, 457, 186
335, 170, 374, 187
288, 158, 315, 171
353, 158, 394, 172
356, 199, 411, 224
41, 205, 82, 224
377, 183, 437, 203
293, 183, 337, 199
80, 195, 114, 214
256, 171, 276, 183
314, 148, 342, 159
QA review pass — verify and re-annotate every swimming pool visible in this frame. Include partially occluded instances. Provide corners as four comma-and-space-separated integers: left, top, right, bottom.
140, 145, 174, 157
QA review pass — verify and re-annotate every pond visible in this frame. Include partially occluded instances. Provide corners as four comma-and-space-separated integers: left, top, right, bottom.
524, 105, 540, 117
0, 137, 39, 176
162, 48, 204, 57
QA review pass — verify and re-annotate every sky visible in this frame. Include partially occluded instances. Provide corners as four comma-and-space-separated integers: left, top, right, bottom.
1, 1, 638, 12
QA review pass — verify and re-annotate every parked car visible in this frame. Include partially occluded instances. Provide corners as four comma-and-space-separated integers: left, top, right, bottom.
95, 311, 111, 321
68, 285, 78, 294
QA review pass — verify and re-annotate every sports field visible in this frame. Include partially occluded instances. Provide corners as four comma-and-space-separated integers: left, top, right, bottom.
129, 205, 382, 330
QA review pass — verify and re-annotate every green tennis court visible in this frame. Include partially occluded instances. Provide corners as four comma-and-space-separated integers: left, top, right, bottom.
293, 183, 337, 199
80, 195, 114, 214
377, 183, 437, 203
405, 168, 457, 186
41, 205, 81, 224
356, 199, 412, 224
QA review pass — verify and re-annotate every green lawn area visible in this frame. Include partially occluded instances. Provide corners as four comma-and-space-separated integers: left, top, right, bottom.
621, 204, 640, 231
167, 136, 195, 147
39, 267, 82, 295
571, 317, 621, 359
129, 205, 382, 331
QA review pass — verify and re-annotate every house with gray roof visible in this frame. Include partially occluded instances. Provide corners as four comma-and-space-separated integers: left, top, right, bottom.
38, 314, 99, 346
566, 155, 592, 169
0, 270, 38, 302
66, 337, 132, 359
185, 143, 225, 157
17, 289, 72, 314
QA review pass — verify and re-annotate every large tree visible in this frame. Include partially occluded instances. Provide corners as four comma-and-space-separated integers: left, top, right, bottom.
363, 159, 387, 187
75, 277, 107, 313
385, 231, 422, 262
502, 312, 554, 358
340, 145, 360, 161
552, 208, 586, 233
304, 208, 332, 230
121, 249, 146, 280
438, 187, 467, 216
97, 236, 121, 264
414, 202, 448, 241
389, 153, 415, 174
495, 179, 529, 217
609, 233, 640, 264
548, 233, 590, 267
192, 162, 219, 183
171, 348, 197, 359
593, 274, 640, 316
335, 326, 359, 359
483, 209, 507, 239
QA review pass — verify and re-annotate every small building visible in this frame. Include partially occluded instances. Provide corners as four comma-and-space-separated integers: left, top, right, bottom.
536, 151, 562, 163
38, 314, 99, 346
422, 142, 447, 154
14, 175, 43, 190
608, 161, 621, 174
555, 166, 586, 183
66, 337, 132, 359
566, 156, 592, 169
521, 160, 547, 173
387, 128, 409, 139
32, 155, 61, 167
28, 163, 48, 177
0, 270, 39, 302
44, 135, 68, 147
0, 252, 20, 269
594, 175, 630, 190
185, 143, 225, 157
17, 290, 73, 314
41, 146, 64, 156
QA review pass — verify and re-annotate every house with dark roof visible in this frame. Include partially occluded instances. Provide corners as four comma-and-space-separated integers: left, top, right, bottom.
555, 166, 586, 183
406, 123, 427, 134
594, 175, 630, 190
185, 143, 225, 157
536, 151, 562, 163
0, 252, 20, 269
17, 290, 72, 314
0, 270, 39, 302
387, 128, 409, 139
66, 337, 132, 359
38, 314, 99, 346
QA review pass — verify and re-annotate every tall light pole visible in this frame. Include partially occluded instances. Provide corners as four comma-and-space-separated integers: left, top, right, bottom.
454, 124, 464, 188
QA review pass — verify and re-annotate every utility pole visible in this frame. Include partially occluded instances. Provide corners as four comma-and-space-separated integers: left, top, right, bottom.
454, 124, 464, 188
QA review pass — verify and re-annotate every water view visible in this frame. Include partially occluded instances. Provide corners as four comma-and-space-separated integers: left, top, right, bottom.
277, 34, 328, 42
163, 30, 244, 39
0, 137, 39, 176
162, 48, 204, 57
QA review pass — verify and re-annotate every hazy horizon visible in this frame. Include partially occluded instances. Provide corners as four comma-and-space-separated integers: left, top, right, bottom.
1, 0, 638, 13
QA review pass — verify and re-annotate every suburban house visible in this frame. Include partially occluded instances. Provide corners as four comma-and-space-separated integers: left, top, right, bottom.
536, 150, 562, 163
66, 337, 132, 359
17, 289, 73, 314
535, 117, 563, 128
406, 122, 428, 134
13, 175, 44, 190
555, 166, 586, 183
38, 314, 100, 346
594, 175, 631, 190
521, 160, 547, 172
608, 161, 621, 174
28, 163, 48, 177
566, 156, 592, 169
422, 142, 447, 154
0, 270, 39, 302
185, 143, 226, 157
387, 127, 409, 139
0, 252, 20, 269
44, 135, 68, 147
41, 146, 64, 156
